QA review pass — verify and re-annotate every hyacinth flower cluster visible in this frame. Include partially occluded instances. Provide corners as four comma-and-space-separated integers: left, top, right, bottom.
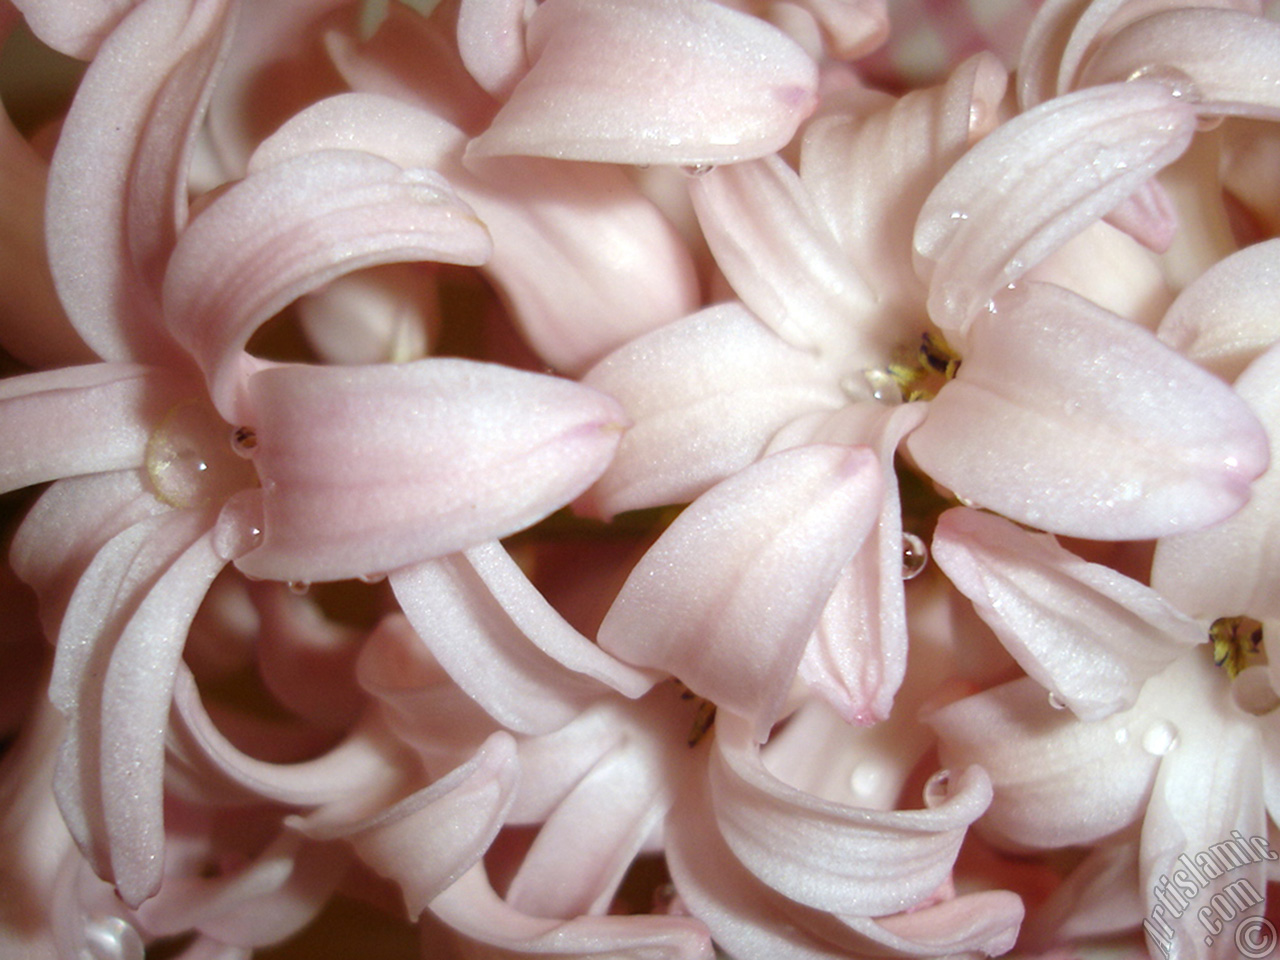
2, 0, 1280, 959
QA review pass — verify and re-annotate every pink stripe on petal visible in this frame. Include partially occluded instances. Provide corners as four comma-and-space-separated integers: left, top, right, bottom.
162, 150, 491, 422
906, 282, 1268, 540
598, 444, 882, 740
467, 0, 817, 165
915, 80, 1197, 334
46, 0, 234, 364
234, 360, 625, 583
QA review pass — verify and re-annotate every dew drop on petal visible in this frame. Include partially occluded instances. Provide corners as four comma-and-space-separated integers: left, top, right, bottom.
358, 572, 387, 584
146, 401, 257, 509
1126, 64, 1201, 103
862, 368, 902, 404
1048, 691, 1067, 710
213, 493, 266, 562
923, 769, 951, 808
901, 533, 928, 580
848, 761, 888, 802
681, 163, 715, 177
230, 425, 258, 458
1115, 727, 1130, 745
1141, 720, 1179, 756
80, 916, 144, 960
288, 581, 311, 596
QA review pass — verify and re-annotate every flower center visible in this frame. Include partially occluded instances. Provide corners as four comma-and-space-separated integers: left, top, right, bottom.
1209, 615, 1265, 679
145, 400, 258, 510
882, 331, 961, 403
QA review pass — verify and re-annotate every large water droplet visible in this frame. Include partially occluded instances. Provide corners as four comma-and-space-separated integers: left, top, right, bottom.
80, 916, 144, 960
146, 400, 256, 509
901, 533, 928, 580
213, 492, 266, 561
1141, 720, 1179, 756
862, 368, 903, 404
923, 769, 951, 808
848, 761, 888, 802
1126, 64, 1201, 103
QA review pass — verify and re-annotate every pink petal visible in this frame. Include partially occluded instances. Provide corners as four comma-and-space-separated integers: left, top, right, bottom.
928, 678, 1160, 848
1157, 238, 1280, 383
598, 444, 882, 740
790, 0, 888, 60
251, 92, 700, 374
689, 156, 876, 358
456, 0, 530, 99
915, 80, 1198, 334
906, 282, 1269, 540
306, 733, 519, 919
467, 0, 818, 165
1101, 178, 1179, 253
429, 865, 714, 959
665, 768, 1023, 960
1081, 8, 1280, 120
581, 303, 844, 518
45, 0, 233, 365
933, 507, 1204, 721
800, 53, 1007, 320
390, 541, 653, 736
794, 402, 927, 724
10, 0, 137, 58
233, 360, 625, 582
162, 150, 492, 422
711, 712, 993, 916
169, 665, 413, 808
1151, 341, 1280, 619
0, 364, 189, 496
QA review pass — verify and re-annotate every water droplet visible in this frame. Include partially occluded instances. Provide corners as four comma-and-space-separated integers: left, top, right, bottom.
81, 916, 144, 960
948, 210, 969, 222
230, 425, 258, 457
848, 761, 888, 801
213, 492, 266, 561
923, 769, 951, 808
901, 533, 928, 580
1126, 64, 1201, 104
146, 400, 256, 509
1141, 720, 1179, 756
288, 581, 311, 596
358, 572, 387, 584
1048, 691, 1067, 710
1196, 113, 1224, 132
681, 163, 715, 177
956, 493, 976, 508
1115, 727, 1130, 745
862, 368, 903, 404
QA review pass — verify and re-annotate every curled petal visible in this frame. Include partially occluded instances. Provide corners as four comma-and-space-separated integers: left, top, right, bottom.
430, 865, 714, 959
906, 282, 1269, 540
162, 150, 491, 422
46, 0, 233, 364
9, 0, 138, 57
790, 0, 888, 60
933, 507, 1205, 720
665, 769, 1023, 960
1157, 238, 1280, 383
304, 733, 519, 919
915, 80, 1197, 334
1152, 341, 1280, 620
598, 445, 882, 740
711, 712, 993, 916
0, 364, 188, 496
467, 0, 817, 165
390, 541, 653, 736
234, 360, 625, 582
1081, 9, 1280, 120
582, 303, 845, 517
